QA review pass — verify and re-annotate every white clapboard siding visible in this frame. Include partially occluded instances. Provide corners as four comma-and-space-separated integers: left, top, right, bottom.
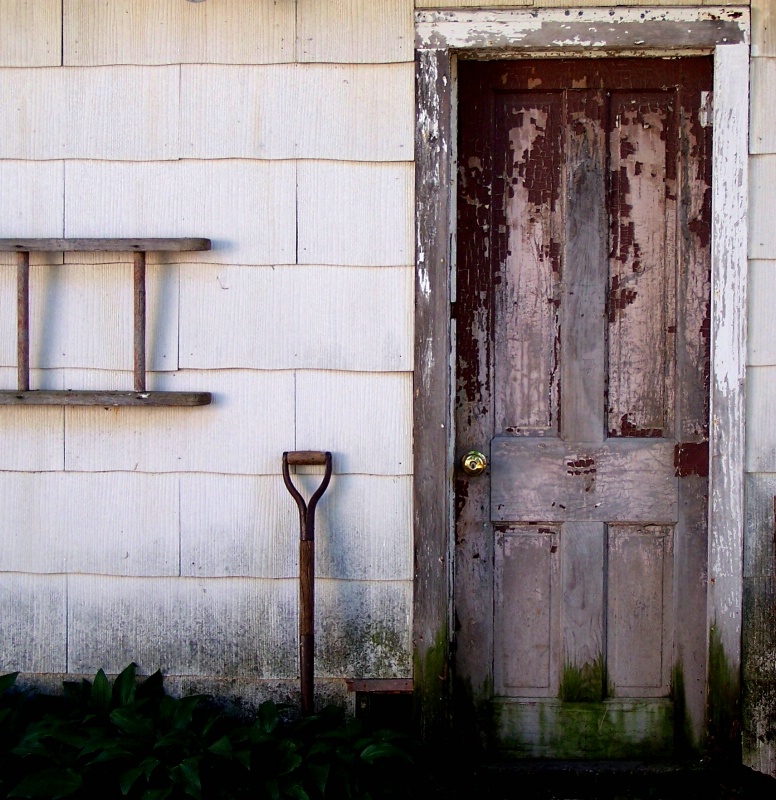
746, 367, 776, 472
0, 368, 64, 470
748, 261, 776, 366
67, 576, 298, 677
179, 265, 412, 372
180, 473, 412, 580
64, 161, 296, 266
180, 65, 294, 161
0, 67, 179, 161
295, 64, 413, 161
315, 579, 412, 677
64, 369, 295, 474
0, 473, 179, 575
0, 573, 67, 673
180, 63, 414, 162
180, 475, 297, 579
296, 371, 412, 475
749, 155, 776, 260
297, 163, 414, 266
0, 160, 65, 265
0, 261, 178, 372
297, 0, 413, 64
63, 0, 294, 66
753, 0, 775, 58
0, 0, 61, 67
750, 58, 776, 154
744, 473, 776, 579
0, 160, 64, 237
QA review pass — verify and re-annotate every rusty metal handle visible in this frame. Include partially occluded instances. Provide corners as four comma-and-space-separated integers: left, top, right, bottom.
282, 450, 332, 715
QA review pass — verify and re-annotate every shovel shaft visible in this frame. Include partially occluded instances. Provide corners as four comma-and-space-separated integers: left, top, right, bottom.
282, 451, 332, 716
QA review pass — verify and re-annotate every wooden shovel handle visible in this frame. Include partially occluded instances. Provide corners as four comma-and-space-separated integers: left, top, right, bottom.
285, 450, 329, 466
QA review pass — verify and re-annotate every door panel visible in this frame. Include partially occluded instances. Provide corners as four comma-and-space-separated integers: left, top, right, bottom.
454, 58, 712, 758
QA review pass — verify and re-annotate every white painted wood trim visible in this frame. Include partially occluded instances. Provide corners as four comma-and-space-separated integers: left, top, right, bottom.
708, 41, 749, 670
416, 7, 750, 50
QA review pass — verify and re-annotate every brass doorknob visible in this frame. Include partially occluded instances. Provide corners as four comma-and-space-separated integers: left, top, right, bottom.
461, 450, 488, 476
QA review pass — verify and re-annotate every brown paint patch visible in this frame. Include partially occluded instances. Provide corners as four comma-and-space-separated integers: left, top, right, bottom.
674, 441, 709, 478
614, 413, 663, 438
608, 274, 638, 323
566, 457, 596, 476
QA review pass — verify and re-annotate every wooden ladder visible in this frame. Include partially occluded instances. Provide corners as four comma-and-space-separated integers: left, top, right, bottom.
0, 238, 212, 407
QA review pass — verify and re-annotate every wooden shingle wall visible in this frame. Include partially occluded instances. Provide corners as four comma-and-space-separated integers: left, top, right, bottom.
744, 0, 776, 777
0, 0, 413, 695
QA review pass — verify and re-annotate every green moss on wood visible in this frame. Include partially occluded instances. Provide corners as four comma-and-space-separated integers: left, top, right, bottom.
559, 655, 607, 703
672, 662, 700, 756
707, 623, 741, 760
413, 628, 449, 744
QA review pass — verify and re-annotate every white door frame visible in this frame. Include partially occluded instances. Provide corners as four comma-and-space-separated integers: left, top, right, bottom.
412, 6, 750, 749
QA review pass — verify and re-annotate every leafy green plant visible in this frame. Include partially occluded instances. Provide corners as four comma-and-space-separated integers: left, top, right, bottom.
0, 665, 415, 800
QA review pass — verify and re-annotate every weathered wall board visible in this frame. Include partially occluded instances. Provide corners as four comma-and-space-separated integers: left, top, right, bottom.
0, 0, 61, 67
180, 474, 412, 581
748, 261, 776, 365
63, 161, 296, 266
67, 576, 410, 679
180, 63, 414, 162
0, 473, 179, 575
0, 369, 64, 470
752, 0, 775, 57
297, 162, 414, 266
0, 574, 67, 673
745, 2, 776, 771
295, 371, 413, 475
63, 0, 295, 65
749, 58, 776, 154
178, 265, 412, 372
297, 0, 414, 63
0, 262, 179, 373
750, 156, 776, 258
63, 369, 295, 474
0, 67, 179, 161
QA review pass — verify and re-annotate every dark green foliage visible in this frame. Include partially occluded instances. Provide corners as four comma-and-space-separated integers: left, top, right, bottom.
0, 666, 415, 800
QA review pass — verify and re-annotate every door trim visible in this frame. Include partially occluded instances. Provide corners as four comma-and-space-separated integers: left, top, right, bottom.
412, 7, 750, 752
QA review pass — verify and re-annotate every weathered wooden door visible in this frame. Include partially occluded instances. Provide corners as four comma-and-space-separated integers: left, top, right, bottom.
454, 58, 712, 758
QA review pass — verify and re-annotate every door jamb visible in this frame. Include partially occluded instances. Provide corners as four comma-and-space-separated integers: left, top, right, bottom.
412, 7, 750, 750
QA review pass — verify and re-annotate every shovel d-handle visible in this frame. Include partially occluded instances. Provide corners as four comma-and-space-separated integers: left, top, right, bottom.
282, 451, 332, 715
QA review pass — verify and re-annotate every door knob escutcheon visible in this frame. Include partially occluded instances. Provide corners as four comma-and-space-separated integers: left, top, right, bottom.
461, 450, 488, 476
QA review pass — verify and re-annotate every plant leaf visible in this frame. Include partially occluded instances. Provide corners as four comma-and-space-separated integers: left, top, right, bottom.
256, 700, 279, 734
0, 672, 19, 694
170, 757, 202, 800
359, 742, 412, 764
284, 783, 310, 800
141, 789, 172, 800
137, 670, 164, 701
112, 663, 137, 708
307, 762, 330, 794
91, 669, 111, 714
8, 768, 83, 799
207, 735, 233, 757
110, 706, 154, 739
171, 695, 206, 730
119, 765, 144, 796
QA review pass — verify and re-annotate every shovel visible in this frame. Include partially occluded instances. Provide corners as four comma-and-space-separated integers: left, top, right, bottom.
282, 450, 333, 715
